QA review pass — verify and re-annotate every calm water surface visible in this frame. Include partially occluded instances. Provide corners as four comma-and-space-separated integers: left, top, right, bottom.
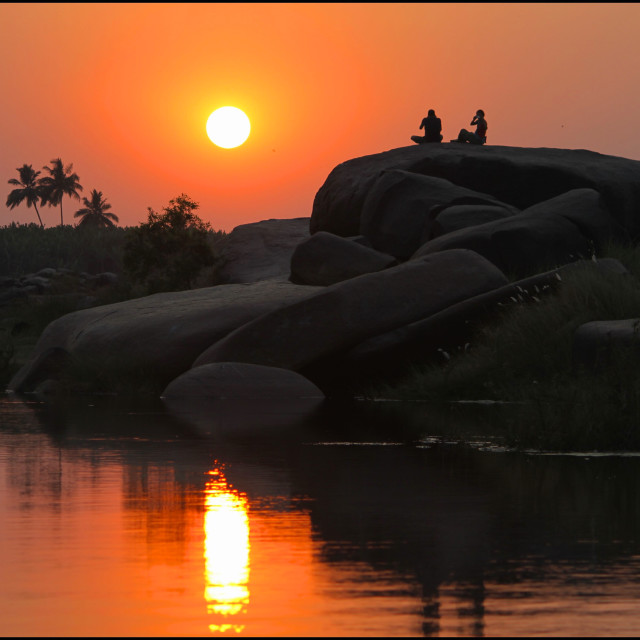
1, 394, 640, 637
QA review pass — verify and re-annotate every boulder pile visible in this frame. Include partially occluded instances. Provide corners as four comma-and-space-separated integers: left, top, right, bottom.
311, 144, 640, 238
8, 144, 640, 409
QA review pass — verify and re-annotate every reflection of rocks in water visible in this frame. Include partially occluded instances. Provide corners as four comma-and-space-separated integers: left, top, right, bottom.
290, 426, 640, 635
332, 399, 508, 445
293, 443, 494, 576
11, 395, 307, 571
164, 396, 326, 440
30, 395, 182, 439
16, 394, 314, 499
293, 440, 495, 636
165, 399, 318, 438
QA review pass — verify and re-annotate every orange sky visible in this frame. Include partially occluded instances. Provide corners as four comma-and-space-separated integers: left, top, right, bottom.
2, 3, 640, 232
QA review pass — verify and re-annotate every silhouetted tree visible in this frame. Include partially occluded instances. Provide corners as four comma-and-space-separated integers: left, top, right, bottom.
39, 158, 83, 226
124, 194, 215, 291
6, 164, 45, 228
74, 189, 119, 228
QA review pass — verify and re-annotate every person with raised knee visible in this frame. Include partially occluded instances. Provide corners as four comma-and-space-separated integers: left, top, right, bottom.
456, 109, 487, 145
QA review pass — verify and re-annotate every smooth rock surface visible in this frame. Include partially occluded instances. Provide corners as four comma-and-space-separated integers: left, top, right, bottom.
428, 203, 517, 240
340, 258, 630, 381
194, 249, 508, 374
290, 231, 397, 286
519, 188, 628, 249
311, 144, 640, 238
8, 280, 323, 392
163, 362, 325, 400
218, 217, 311, 283
162, 363, 325, 436
572, 318, 640, 370
413, 208, 592, 278
359, 170, 511, 259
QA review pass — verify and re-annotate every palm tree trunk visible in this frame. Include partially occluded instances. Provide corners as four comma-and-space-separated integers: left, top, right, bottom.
60, 200, 64, 226
34, 203, 44, 228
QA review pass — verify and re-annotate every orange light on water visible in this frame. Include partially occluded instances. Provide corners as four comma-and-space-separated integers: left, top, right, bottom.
204, 467, 250, 632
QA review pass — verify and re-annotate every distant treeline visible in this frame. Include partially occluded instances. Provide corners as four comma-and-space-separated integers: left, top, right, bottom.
0, 222, 131, 276
1, 194, 228, 286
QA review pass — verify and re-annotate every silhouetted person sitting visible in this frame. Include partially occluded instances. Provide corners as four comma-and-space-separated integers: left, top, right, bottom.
456, 109, 487, 145
411, 109, 443, 144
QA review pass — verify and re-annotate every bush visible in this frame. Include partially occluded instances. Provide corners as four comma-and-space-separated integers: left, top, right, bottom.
123, 194, 225, 293
368, 244, 640, 451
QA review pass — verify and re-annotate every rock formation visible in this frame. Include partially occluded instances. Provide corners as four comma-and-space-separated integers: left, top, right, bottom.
163, 361, 325, 401
311, 144, 640, 239
290, 231, 397, 286
218, 217, 311, 283
572, 318, 640, 371
9, 143, 640, 404
359, 170, 515, 259
193, 249, 507, 374
9, 280, 322, 393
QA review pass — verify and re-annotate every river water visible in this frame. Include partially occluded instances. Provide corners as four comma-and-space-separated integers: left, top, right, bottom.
1, 393, 640, 637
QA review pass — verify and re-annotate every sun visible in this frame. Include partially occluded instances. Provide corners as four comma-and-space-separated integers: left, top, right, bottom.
206, 106, 251, 149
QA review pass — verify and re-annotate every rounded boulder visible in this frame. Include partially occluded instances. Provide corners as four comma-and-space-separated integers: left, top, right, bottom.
162, 362, 325, 401
290, 231, 397, 286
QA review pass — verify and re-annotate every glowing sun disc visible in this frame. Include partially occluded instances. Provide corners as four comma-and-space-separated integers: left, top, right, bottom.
206, 106, 251, 148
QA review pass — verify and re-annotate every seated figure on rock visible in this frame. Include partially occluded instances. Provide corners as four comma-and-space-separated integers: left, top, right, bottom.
456, 109, 487, 145
411, 109, 443, 144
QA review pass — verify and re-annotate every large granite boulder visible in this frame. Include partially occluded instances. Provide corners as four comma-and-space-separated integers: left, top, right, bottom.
412, 202, 593, 278
290, 231, 397, 286
218, 217, 311, 283
163, 362, 324, 401
311, 144, 640, 239
518, 188, 628, 250
162, 363, 325, 437
193, 249, 508, 375
335, 258, 630, 385
359, 170, 514, 259
8, 280, 323, 393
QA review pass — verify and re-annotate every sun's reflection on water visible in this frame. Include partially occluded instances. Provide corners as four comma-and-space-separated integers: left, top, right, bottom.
203, 467, 249, 633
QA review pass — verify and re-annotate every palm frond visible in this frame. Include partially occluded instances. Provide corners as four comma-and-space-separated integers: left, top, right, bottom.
18, 164, 40, 183
73, 188, 118, 227
6, 190, 23, 209
7, 165, 45, 226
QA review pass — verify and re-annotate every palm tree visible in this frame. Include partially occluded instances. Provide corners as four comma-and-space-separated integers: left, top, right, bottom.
39, 158, 83, 226
74, 189, 119, 228
6, 164, 45, 228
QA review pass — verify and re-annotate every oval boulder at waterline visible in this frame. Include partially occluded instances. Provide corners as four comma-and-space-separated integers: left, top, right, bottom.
162, 362, 325, 436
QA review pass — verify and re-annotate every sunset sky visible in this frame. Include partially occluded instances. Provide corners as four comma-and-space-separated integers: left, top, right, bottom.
2, 3, 640, 232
